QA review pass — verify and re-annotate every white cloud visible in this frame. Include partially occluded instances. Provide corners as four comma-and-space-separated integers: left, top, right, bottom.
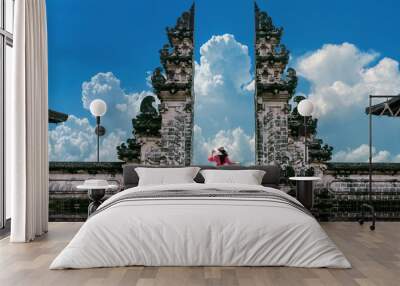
49, 115, 129, 162
244, 80, 255, 92
49, 116, 93, 161
81, 72, 155, 132
296, 43, 400, 118
193, 125, 255, 165
145, 71, 153, 88
332, 144, 400, 162
193, 34, 255, 164
195, 34, 252, 101
99, 129, 128, 161
49, 72, 155, 161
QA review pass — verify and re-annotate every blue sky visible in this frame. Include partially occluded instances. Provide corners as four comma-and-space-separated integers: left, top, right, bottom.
47, 0, 400, 163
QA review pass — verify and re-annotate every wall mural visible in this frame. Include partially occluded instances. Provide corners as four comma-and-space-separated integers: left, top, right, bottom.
48, 1, 400, 165
113, 4, 333, 172
47, 0, 400, 221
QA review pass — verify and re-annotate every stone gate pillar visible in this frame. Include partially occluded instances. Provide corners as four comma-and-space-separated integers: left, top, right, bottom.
159, 95, 193, 166
136, 135, 162, 165
255, 93, 290, 165
149, 5, 195, 166
254, 3, 297, 167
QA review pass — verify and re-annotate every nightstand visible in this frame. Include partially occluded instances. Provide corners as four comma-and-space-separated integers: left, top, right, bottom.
77, 179, 118, 216
289, 177, 321, 210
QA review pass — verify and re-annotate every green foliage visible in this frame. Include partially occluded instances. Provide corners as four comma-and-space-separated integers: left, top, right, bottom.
116, 96, 162, 163
283, 165, 295, 178
133, 96, 161, 137
309, 140, 334, 162
116, 138, 141, 163
133, 113, 161, 137
285, 68, 297, 96
288, 96, 318, 138
288, 95, 334, 163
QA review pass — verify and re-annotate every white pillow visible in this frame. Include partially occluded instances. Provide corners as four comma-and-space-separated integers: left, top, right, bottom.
200, 169, 266, 185
135, 167, 200, 186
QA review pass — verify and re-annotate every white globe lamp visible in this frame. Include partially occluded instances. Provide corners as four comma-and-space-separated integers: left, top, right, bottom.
297, 99, 314, 174
90, 99, 107, 117
297, 99, 314, 117
89, 99, 107, 162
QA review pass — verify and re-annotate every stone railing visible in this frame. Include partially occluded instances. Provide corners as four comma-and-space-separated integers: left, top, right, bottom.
49, 161, 400, 221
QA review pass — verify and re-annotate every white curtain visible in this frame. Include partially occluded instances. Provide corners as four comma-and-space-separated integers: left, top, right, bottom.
8, 0, 49, 242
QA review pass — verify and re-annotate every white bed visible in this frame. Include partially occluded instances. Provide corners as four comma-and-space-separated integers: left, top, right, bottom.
50, 183, 351, 269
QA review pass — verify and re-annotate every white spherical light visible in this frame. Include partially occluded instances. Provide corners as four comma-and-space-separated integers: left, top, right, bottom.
90, 99, 107, 117
297, 99, 314, 117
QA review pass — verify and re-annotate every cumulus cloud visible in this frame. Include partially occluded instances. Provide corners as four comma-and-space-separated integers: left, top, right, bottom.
296, 43, 400, 118
193, 34, 255, 161
193, 125, 255, 165
49, 115, 132, 162
195, 34, 252, 101
194, 34, 253, 106
49, 115, 96, 161
81, 72, 155, 132
332, 144, 400, 163
49, 72, 155, 161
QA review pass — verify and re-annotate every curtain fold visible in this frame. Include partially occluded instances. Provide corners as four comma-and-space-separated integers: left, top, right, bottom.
9, 0, 49, 242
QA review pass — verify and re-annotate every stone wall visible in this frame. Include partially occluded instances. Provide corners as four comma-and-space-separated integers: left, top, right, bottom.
136, 136, 162, 165
144, 5, 195, 166
313, 163, 400, 221
49, 162, 123, 221
287, 136, 306, 172
256, 99, 289, 166
49, 162, 400, 221
159, 97, 193, 166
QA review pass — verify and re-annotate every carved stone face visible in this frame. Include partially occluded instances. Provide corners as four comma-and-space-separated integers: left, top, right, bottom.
274, 70, 280, 80
287, 68, 296, 77
167, 70, 175, 81
161, 44, 169, 52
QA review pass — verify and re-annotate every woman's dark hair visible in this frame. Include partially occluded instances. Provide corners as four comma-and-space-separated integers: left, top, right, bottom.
218, 148, 228, 165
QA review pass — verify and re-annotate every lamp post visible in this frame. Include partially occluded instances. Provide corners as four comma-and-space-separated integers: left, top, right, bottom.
89, 99, 107, 162
297, 99, 314, 172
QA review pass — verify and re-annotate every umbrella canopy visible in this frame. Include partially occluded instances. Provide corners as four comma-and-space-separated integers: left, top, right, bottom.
365, 95, 400, 117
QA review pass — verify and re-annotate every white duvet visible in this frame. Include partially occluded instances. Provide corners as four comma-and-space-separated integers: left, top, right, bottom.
50, 183, 351, 269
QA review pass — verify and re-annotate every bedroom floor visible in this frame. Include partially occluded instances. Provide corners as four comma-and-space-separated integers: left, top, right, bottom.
0, 222, 399, 286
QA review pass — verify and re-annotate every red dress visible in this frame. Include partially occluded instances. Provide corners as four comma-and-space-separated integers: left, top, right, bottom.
208, 155, 234, 166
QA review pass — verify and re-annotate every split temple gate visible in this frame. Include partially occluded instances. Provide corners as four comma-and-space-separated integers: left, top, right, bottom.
120, 3, 332, 171
53, 3, 400, 222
